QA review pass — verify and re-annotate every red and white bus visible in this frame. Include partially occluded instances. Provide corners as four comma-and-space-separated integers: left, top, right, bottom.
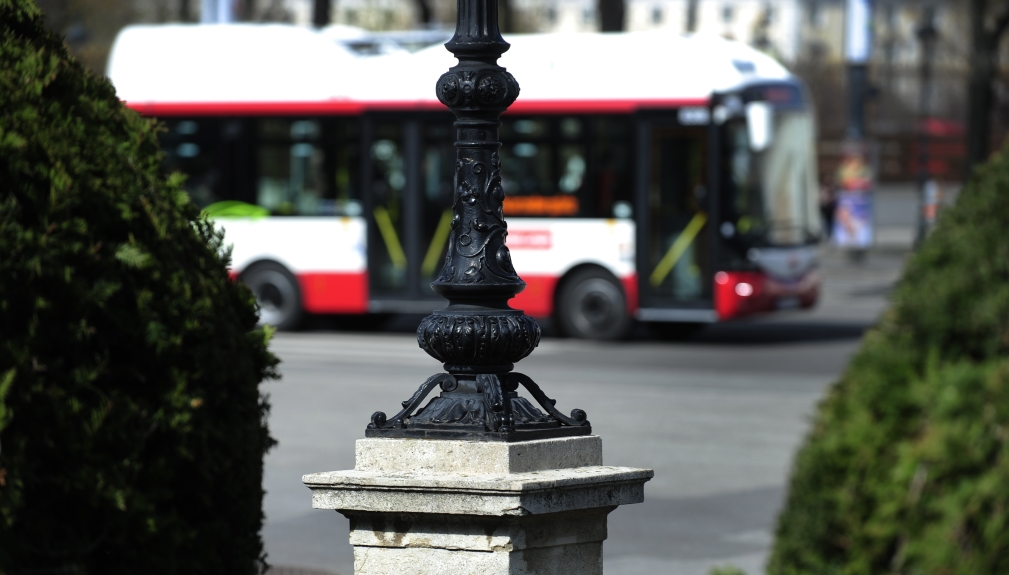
108, 25, 822, 339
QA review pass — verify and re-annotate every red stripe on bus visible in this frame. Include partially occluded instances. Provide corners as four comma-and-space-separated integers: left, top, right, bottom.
123, 98, 710, 117
511, 274, 559, 318
510, 99, 708, 113
621, 274, 638, 314
297, 271, 369, 314
124, 101, 368, 116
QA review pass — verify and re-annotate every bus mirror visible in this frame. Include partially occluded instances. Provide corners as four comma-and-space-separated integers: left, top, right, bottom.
745, 102, 773, 152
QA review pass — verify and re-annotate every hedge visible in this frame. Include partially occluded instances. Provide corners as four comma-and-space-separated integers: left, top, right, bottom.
767, 140, 1009, 573
0, 1, 278, 573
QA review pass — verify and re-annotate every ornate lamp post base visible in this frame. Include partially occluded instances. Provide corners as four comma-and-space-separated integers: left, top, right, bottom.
366, 371, 592, 441
304, 437, 652, 575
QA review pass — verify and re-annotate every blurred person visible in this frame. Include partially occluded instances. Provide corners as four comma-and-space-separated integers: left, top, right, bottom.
819, 174, 837, 239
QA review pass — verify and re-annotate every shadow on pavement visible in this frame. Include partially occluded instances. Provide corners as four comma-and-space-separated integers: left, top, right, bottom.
683, 320, 871, 345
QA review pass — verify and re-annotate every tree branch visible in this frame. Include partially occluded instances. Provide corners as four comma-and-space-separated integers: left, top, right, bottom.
988, 4, 1009, 46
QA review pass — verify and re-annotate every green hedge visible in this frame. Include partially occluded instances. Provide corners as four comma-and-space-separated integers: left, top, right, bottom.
0, 2, 278, 573
767, 142, 1009, 573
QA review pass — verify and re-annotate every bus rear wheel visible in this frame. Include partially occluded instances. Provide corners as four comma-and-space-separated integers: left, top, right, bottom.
241, 262, 303, 331
556, 268, 631, 340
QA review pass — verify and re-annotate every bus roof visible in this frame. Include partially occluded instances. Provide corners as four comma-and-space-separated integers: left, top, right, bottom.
108, 25, 794, 115
107, 24, 359, 104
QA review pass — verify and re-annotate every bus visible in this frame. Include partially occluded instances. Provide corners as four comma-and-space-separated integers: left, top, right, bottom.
107, 24, 822, 339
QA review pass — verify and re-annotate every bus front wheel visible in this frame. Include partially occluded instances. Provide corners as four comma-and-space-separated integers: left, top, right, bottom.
556, 268, 631, 340
241, 262, 303, 331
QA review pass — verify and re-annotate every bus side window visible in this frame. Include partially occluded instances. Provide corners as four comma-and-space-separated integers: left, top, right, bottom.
254, 118, 362, 217
497, 115, 631, 219
332, 119, 363, 216
159, 118, 221, 208
590, 116, 632, 219
500, 116, 586, 218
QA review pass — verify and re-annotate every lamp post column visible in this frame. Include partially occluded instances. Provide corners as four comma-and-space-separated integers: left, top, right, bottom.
302, 1, 652, 573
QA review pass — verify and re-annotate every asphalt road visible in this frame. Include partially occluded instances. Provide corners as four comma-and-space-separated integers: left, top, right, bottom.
259, 244, 909, 575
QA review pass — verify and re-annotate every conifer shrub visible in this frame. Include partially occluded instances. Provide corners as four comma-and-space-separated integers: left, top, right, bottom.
0, 1, 278, 573
767, 142, 1009, 574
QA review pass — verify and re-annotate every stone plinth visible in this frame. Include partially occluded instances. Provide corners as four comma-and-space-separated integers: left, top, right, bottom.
303, 436, 652, 575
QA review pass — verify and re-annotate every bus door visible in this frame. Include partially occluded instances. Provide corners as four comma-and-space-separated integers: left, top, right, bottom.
364, 114, 455, 313
635, 119, 716, 322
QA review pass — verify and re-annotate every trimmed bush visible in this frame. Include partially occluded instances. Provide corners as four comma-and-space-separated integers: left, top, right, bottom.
768, 142, 1009, 574
0, 2, 278, 573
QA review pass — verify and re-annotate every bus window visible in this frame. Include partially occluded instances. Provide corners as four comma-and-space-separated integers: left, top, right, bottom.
589, 116, 632, 219
253, 118, 361, 217
723, 119, 768, 242
159, 118, 221, 208
420, 122, 455, 291
499, 115, 632, 219
645, 128, 710, 303
500, 116, 587, 217
370, 122, 407, 291
257, 119, 324, 215
501, 118, 548, 139
331, 119, 363, 216
719, 109, 820, 250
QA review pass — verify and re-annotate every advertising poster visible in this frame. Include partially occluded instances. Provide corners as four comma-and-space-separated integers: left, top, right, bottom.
833, 147, 874, 248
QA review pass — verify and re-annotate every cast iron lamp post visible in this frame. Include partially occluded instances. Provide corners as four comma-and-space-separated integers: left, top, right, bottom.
366, 0, 590, 441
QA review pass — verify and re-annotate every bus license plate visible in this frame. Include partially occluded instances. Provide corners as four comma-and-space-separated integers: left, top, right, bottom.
776, 296, 801, 310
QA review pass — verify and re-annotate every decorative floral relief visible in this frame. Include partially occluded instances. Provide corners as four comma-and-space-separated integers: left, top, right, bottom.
437, 68, 518, 109
417, 313, 540, 366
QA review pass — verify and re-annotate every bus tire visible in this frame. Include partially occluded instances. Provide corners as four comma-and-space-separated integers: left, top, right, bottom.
556, 268, 631, 340
240, 261, 303, 331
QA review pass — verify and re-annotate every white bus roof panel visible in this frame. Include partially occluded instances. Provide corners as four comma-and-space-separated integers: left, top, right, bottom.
356, 32, 792, 104
108, 25, 794, 109
108, 24, 359, 103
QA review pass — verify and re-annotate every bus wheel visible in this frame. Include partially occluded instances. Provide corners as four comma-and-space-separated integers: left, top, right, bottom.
556, 268, 631, 340
240, 262, 303, 331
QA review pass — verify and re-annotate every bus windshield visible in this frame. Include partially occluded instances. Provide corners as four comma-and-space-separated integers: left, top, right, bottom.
722, 108, 821, 247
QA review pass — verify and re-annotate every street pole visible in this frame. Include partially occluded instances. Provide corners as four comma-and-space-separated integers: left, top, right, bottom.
916, 6, 939, 245
365, 0, 591, 440
303, 3, 651, 571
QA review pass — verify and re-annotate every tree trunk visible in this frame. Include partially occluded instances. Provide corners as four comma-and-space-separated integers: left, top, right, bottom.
414, 0, 433, 26
967, 0, 994, 176
686, 0, 698, 32
598, 0, 624, 32
180, 0, 191, 21
498, 0, 514, 33
965, 0, 1009, 177
312, 0, 331, 27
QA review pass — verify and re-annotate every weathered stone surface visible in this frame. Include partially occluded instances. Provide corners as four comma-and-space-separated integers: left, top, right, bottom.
352, 541, 603, 575
305, 466, 650, 516
304, 435, 652, 575
345, 508, 610, 552
354, 436, 602, 474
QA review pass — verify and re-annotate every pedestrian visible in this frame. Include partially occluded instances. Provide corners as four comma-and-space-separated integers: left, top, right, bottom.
819, 174, 837, 239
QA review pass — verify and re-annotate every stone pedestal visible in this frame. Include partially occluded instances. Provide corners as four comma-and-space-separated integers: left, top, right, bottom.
303, 436, 652, 575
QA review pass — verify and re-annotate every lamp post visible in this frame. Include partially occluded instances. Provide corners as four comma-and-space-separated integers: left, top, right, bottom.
303, 2, 651, 572
916, 6, 939, 245
366, 0, 590, 441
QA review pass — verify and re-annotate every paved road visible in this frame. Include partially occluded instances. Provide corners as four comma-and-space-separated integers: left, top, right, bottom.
260, 247, 908, 575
